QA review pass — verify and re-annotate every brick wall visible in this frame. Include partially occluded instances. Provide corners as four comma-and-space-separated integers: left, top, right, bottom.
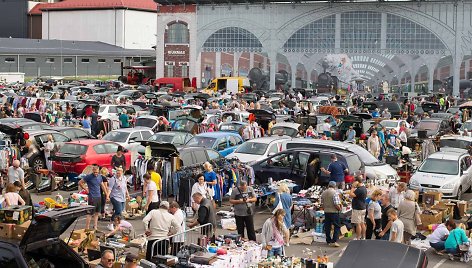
164, 44, 189, 77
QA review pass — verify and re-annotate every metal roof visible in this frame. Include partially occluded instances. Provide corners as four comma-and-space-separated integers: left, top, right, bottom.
0, 38, 154, 57
153, 0, 434, 5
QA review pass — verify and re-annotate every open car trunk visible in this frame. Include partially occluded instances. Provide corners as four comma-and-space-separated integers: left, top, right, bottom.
21, 206, 94, 268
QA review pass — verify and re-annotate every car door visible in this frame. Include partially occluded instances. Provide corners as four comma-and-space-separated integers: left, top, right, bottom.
253, 152, 295, 184
291, 152, 310, 187
460, 157, 472, 190
92, 144, 111, 168
227, 135, 242, 155
216, 137, 231, 156
51, 133, 71, 151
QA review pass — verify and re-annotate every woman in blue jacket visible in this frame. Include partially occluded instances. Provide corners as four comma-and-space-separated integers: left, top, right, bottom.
444, 222, 469, 255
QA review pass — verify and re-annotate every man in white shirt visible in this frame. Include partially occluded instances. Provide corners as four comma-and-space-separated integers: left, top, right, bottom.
388, 209, 404, 243
169, 201, 185, 255
8, 160, 25, 186
389, 182, 406, 209
143, 201, 179, 260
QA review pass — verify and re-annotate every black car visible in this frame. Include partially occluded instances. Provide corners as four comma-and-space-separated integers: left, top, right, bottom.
362, 101, 402, 118
251, 148, 364, 188
0, 206, 93, 268
410, 118, 452, 139
139, 141, 222, 166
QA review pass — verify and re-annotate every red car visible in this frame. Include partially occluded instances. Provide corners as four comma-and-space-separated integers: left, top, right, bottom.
52, 140, 132, 175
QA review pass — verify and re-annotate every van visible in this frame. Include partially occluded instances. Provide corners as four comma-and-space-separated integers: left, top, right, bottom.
206, 77, 250, 94
284, 139, 399, 183
153, 77, 195, 92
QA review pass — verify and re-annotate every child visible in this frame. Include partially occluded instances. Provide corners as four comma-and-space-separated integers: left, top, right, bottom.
388, 208, 404, 243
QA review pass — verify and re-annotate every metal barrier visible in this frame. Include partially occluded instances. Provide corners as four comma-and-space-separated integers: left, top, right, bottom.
149, 223, 213, 258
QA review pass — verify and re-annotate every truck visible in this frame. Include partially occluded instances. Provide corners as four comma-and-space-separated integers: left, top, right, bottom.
206, 77, 250, 94
153, 77, 196, 93
0, 72, 25, 84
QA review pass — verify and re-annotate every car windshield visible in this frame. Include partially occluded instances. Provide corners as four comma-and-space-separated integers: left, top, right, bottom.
136, 118, 157, 127
58, 144, 87, 155
270, 126, 298, 137
220, 124, 242, 131
381, 121, 398, 128
102, 131, 129, 143
440, 139, 472, 149
186, 137, 216, 148
380, 102, 400, 112
418, 159, 458, 175
148, 133, 174, 143
235, 142, 269, 155
416, 121, 439, 131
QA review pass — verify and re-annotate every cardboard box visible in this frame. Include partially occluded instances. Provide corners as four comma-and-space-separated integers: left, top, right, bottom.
0, 206, 32, 224
71, 229, 92, 240
458, 201, 468, 217
423, 192, 442, 203
12, 220, 31, 240
420, 211, 442, 227
0, 222, 14, 239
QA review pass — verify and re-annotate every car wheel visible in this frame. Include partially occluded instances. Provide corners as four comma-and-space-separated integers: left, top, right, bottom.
457, 186, 463, 200
32, 156, 46, 171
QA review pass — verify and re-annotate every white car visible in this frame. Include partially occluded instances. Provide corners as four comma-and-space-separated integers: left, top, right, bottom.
226, 136, 290, 164
98, 105, 136, 129
284, 139, 400, 182
380, 119, 410, 133
439, 135, 472, 149
409, 150, 472, 199
102, 128, 153, 164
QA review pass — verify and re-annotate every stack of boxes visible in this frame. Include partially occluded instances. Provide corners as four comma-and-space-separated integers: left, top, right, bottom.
0, 205, 33, 240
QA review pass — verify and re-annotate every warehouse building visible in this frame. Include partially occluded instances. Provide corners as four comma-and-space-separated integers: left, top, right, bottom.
0, 38, 154, 78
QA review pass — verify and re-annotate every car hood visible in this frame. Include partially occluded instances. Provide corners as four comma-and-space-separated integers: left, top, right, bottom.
227, 153, 263, 163
21, 206, 94, 247
411, 171, 457, 185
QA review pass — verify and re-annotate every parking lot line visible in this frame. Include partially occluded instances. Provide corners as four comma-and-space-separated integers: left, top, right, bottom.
432, 258, 446, 268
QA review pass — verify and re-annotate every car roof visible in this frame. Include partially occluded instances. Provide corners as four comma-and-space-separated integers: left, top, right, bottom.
272, 122, 301, 128
196, 132, 241, 138
284, 147, 356, 157
65, 140, 117, 146
428, 150, 468, 160
151, 131, 185, 136
108, 127, 152, 133
440, 135, 472, 141
28, 130, 63, 136
287, 138, 356, 150
244, 136, 290, 144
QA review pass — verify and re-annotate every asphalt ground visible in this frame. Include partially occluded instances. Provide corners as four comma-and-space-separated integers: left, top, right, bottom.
30, 191, 472, 268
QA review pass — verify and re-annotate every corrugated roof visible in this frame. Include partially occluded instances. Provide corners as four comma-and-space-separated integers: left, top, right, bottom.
0, 38, 155, 57
41, 0, 157, 12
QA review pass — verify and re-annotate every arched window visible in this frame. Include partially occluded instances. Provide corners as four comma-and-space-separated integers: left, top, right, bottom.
167, 23, 189, 44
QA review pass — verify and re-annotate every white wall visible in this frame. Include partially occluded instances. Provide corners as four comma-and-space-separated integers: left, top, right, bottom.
42, 9, 156, 50
123, 10, 156, 50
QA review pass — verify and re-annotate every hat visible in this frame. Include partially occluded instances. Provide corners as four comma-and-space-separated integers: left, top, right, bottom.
328, 181, 337, 188
160, 201, 170, 209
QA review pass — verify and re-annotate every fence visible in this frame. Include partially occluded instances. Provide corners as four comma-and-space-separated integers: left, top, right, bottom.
149, 223, 213, 258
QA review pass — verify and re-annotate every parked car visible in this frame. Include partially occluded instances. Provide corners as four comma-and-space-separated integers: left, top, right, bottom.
98, 105, 137, 127
0, 206, 94, 268
410, 118, 451, 139
102, 128, 153, 164
23, 130, 71, 170
139, 141, 223, 166
218, 122, 248, 136
226, 136, 290, 164
337, 240, 428, 268
251, 148, 364, 188
421, 101, 440, 113
331, 114, 381, 141
430, 112, 454, 121
51, 140, 132, 174
380, 119, 411, 133
185, 132, 244, 157
362, 101, 402, 118
284, 139, 399, 182
135, 115, 160, 132
116, 89, 143, 100
148, 131, 193, 146
439, 135, 472, 151
409, 149, 472, 199
50, 127, 94, 140
269, 122, 300, 137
